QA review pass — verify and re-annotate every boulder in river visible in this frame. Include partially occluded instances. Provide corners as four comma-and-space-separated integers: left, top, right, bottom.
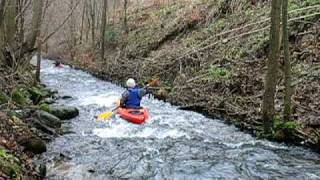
42, 105, 79, 120
18, 136, 47, 154
36, 110, 61, 129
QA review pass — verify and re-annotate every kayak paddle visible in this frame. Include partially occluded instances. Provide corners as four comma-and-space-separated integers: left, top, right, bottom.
96, 106, 119, 120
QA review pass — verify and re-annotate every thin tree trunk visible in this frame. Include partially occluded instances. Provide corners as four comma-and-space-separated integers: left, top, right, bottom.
4, 0, 17, 44
80, 0, 86, 44
0, 0, 5, 26
31, 0, 43, 81
282, 0, 292, 122
36, 37, 41, 82
262, 0, 282, 134
100, 0, 107, 60
90, 0, 96, 49
123, 0, 128, 33
69, 0, 76, 61
0, 0, 6, 64
18, 0, 26, 44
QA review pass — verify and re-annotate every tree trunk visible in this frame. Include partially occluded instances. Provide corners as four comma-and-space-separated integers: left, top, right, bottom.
100, 0, 108, 60
2, 0, 17, 66
26, 0, 43, 50
0, 0, 6, 64
32, 0, 43, 81
69, 0, 77, 61
262, 0, 282, 134
36, 37, 41, 82
80, 0, 86, 44
0, 0, 5, 26
282, 0, 292, 122
123, 0, 128, 33
4, 0, 16, 44
89, 0, 96, 49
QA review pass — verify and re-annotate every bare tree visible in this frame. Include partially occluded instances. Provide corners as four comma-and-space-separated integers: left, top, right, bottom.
100, 0, 108, 60
282, 0, 292, 122
123, 0, 128, 33
0, 0, 6, 64
262, 0, 282, 134
32, 0, 44, 82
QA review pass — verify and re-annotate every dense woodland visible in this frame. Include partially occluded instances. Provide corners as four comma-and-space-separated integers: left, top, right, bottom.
0, 0, 319, 178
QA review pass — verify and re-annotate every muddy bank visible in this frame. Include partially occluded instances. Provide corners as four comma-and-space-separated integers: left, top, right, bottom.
0, 65, 79, 179
51, 0, 320, 151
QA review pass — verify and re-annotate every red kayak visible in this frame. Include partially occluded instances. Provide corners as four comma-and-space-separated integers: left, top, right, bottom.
54, 64, 63, 68
116, 100, 149, 124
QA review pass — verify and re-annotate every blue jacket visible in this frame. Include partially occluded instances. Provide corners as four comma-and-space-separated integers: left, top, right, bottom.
121, 87, 146, 108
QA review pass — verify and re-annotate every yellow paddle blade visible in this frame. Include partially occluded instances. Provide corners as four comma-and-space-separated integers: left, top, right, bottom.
97, 111, 113, 120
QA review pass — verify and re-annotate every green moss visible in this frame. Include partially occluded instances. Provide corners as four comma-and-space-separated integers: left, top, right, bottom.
12, 88, 30, 106
0, 148, 21, 178
274, 119, 299, 131
40, 103, 50, 112
0, 91, 9, 105
202, 66, 230, 82
28, 86, 48, 104
205, 18, 226, 34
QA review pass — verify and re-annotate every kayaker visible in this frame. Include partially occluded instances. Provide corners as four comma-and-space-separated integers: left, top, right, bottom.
120, 78, 148, 109
54, 61, 62, 68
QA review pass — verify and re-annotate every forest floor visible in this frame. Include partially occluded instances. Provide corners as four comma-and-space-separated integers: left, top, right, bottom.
53, 0, 320, 150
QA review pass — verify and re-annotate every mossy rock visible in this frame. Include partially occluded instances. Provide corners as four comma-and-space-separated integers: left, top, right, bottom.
8, 109, 32, 119
29, 86, 50, 104
40, 103, 50, 112
0, 91, 9, 105
18, 136, 47, 154
44, 105, 79, 120
36, 110, 61, 129
12, 89, 31, 106
0, 148, 21, 178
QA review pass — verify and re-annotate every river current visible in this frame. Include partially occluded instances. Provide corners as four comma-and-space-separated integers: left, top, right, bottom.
39, 60, 320, 180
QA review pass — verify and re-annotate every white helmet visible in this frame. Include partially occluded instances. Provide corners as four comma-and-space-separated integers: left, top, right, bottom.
126, 78, 136, 88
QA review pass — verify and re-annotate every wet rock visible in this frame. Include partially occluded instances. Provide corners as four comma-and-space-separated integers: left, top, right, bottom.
45, 105, 79, 120
61, 95, 72, 100
32, 118, 57, 135
33, 160, 46, 179
37, 110, 61, 129
43, 98, 55, 104
29, 86, 49, 104
18, 136, 46, 154
45, 88, 58, 96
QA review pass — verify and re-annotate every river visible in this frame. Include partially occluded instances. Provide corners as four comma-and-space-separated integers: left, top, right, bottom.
39, 60, 320, 180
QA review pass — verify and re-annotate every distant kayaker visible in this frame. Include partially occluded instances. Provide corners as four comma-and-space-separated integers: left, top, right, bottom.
120, 78, 148, 109
54, 61, 62, 68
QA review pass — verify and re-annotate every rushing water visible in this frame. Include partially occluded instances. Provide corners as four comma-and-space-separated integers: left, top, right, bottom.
39, 60, 320, 180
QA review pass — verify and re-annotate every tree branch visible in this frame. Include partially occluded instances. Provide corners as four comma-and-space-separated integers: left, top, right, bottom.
42, 1, 80, 44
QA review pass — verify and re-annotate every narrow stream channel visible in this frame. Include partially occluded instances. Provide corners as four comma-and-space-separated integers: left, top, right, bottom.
39, 60, 320, 180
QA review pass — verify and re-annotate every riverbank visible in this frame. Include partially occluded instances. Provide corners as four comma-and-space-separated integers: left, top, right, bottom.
0, 64, 79, 179
51, 0, 320, 151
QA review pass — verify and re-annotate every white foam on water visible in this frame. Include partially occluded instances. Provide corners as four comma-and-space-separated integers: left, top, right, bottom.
92, 124, 187, 139
79, 94, 120, 107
